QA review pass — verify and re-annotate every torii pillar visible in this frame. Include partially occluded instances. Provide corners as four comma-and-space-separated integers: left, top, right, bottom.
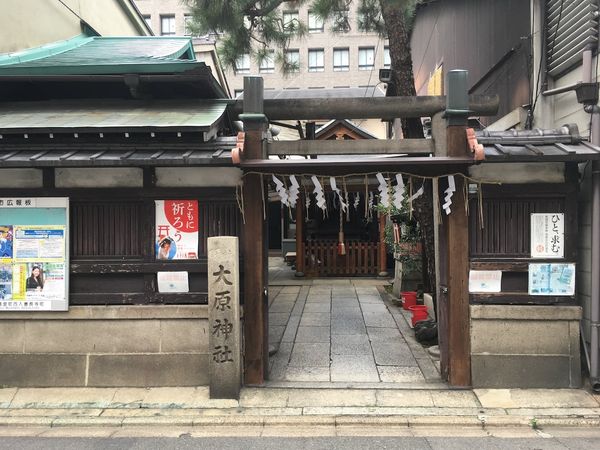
240, 77, 269, 385
445, 70, 472, 387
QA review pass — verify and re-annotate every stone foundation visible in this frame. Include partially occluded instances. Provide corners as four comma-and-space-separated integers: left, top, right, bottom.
0, 306, 210, 387
470, 305, 582, 388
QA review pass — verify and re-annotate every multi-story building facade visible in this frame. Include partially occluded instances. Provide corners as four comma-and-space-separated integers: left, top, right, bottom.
134, 0, 389, 137
134, 0, 389, 95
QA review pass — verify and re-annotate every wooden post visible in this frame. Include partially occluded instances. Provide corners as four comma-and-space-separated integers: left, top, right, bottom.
295, 193, 305, 277
432, 177, 449, 378
240, 77, 269, 385
445, 70, 471, 387
378, 212, 388, 277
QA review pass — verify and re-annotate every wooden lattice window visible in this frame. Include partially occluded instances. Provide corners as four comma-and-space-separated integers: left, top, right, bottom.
469, 197, 564, 258
71, 201, 143, 258
198, 202, 242, 256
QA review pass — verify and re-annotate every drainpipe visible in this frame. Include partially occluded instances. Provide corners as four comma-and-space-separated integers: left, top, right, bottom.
584, 44, 600, 393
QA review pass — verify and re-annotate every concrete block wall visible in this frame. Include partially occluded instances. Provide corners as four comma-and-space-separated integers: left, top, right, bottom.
0, 306, 210, 387
470, 305, 582, 388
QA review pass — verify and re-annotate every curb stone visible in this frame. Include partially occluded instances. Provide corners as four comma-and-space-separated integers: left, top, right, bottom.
0, 413, 598, 428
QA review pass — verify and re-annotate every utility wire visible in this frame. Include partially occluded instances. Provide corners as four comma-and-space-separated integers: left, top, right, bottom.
57, 0, 86, 24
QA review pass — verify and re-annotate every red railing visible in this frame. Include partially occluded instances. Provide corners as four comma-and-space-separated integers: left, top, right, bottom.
304, 239, 379, 277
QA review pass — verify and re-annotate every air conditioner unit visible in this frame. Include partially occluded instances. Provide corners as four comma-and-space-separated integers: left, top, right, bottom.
379, 69, 392, 83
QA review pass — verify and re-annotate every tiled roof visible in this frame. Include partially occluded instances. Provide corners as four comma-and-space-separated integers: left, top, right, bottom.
477, 126, 600, 162
0, 137, 235, 168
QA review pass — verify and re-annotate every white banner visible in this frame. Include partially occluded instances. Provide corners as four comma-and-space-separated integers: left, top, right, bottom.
531, 213, 564, 258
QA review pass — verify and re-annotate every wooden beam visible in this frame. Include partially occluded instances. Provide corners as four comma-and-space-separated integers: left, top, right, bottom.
231, 95, 500, 120
239, 156, 474, 177
268, 139, 434, 156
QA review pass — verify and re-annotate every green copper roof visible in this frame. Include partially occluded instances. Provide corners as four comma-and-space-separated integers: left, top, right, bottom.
0, 34, 201, 75
0, 99, 229, 133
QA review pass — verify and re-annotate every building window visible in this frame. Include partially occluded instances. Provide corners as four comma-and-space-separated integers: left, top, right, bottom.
358, 47, 375, 70
235, 54, 250, 74
308, 49, 324, 72
259, 50, 275, 73
545, 0, 597, 77
143, 15, 151, 29
308, 11, 324, 33
285, 49, 300, 72
332, 9, 350, 32
333, 48, 349, 71
283, 11, 299, 30
384, 46, 390, 68
160, 15, 176, 36
234, 89, 244, 98
184, 14, 194, 36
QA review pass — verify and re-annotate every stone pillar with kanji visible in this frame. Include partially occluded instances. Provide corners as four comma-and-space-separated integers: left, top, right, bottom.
207, 236, 241, 399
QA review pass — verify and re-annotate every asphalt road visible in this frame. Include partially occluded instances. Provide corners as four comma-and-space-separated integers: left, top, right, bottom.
0, 436, 598, 450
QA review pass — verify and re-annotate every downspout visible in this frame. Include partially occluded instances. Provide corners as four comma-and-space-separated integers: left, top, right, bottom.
584, 44, 600, 393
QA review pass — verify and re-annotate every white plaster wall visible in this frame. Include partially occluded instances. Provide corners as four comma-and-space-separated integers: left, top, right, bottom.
530, 29, 600, 347
0, 0, 148, 54
55, 168, 143, 188
356, 119, 387, 139
0, 169, 43, 188
155, 167, 242, 187
468, 163, 565, 184
552, 68, 593, 138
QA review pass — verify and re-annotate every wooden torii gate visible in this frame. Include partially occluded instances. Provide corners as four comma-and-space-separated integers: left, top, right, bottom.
236, 74, 499, 387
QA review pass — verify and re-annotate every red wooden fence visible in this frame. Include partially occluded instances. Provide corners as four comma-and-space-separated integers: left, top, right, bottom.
304, 239, 379, 277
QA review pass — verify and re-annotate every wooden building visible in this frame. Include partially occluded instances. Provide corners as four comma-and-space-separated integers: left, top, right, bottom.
275, 120, 388, 278
0, 33, 243, 387
234, 75, 600, 389
3, 29, 600, 392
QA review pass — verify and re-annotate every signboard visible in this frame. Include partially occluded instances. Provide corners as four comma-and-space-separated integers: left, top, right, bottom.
468, 270, 502, 293
531, 213, 564, 258
157, 271, 189, 293
528, 263, 575, 296
0, 198, 69, 311
155, 200, 199, 260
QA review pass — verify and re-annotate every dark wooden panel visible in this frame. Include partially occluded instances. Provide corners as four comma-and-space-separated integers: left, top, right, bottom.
500, 272, 528, 292
470, 293, 575, 305
67, 193, 243, 306
71, 201, 143, 258
469, 197, 564, 258
70, 274, 145, 293
70, 293, 148, 305
70, 261, 209, 274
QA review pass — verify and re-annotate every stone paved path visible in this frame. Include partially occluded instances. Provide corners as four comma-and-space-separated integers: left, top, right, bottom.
268, 283, 442, 385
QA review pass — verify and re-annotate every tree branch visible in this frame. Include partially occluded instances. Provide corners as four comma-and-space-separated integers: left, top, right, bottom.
247, 0, 286, 17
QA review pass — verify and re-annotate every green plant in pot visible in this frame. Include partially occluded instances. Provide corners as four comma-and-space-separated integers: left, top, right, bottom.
376, 200, 423, 297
